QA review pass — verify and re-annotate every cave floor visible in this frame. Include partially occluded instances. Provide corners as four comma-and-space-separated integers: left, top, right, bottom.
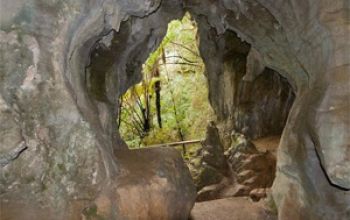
252, 135, 280, 156
190, 197, 277, 220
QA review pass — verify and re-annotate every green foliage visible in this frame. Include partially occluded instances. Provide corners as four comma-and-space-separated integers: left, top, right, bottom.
119, 13, 213, 151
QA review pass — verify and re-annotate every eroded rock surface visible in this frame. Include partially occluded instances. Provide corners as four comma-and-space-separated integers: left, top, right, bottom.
1, 0, 195, 219
189, 122, 228, 191
191, 123, 276, 202
196, 29, 295, 140
1, 0, 350, 219
225, 134, 276, 199
186, 1, 350, 219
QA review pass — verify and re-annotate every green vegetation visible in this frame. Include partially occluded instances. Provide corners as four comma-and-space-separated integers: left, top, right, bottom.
118, 13, 214, 154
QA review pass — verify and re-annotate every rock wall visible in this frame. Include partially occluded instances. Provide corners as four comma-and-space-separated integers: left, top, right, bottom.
190, 123, 276, 202
195, 24, 295, 141
185, 0, 350, 219
1, 0, 196, 219
1, 0, 350, 219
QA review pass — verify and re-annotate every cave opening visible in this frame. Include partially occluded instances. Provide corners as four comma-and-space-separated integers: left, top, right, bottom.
2, 1, 350, 219
82, 4, 297, 218
113, 11, 296, 214
117, 13, 213, 157
81, 5, 298, 217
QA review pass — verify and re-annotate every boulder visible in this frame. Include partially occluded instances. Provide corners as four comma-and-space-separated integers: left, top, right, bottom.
93, 148, 197, 220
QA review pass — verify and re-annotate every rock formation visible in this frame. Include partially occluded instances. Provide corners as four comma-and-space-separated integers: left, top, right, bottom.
186, 1, 350, 219
191, 124, 276, 202
196, 28, 295, 141
189, 122, 228, 191
1, 0, 350, 219
0, 0, 196, 219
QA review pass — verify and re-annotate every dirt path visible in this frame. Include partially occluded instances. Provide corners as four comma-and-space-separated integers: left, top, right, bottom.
190, 197, 277, 220
252, 135, 280, 156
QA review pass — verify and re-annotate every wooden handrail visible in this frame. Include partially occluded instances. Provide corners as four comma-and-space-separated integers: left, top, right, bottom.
143, 139, 203, 148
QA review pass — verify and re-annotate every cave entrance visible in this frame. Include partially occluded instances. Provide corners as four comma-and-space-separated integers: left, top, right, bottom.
117, 12, 213, 158
114, 11, 295, 219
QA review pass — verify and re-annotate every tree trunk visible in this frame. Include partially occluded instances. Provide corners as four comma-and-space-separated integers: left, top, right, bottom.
154, 68, 162, 128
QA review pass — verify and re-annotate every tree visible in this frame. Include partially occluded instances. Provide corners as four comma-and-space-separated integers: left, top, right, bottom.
118, 13, 212, 150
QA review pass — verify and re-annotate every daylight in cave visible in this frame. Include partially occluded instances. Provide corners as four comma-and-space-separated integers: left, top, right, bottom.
118, 14, 213, 153
0, 1, 349, 220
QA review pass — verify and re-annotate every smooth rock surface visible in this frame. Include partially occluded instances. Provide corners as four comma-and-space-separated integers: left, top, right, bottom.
95, 148, 196, 220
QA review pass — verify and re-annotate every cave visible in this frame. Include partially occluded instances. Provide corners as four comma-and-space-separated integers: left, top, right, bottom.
1, 1, 350, 220
114, 14, 295, 213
